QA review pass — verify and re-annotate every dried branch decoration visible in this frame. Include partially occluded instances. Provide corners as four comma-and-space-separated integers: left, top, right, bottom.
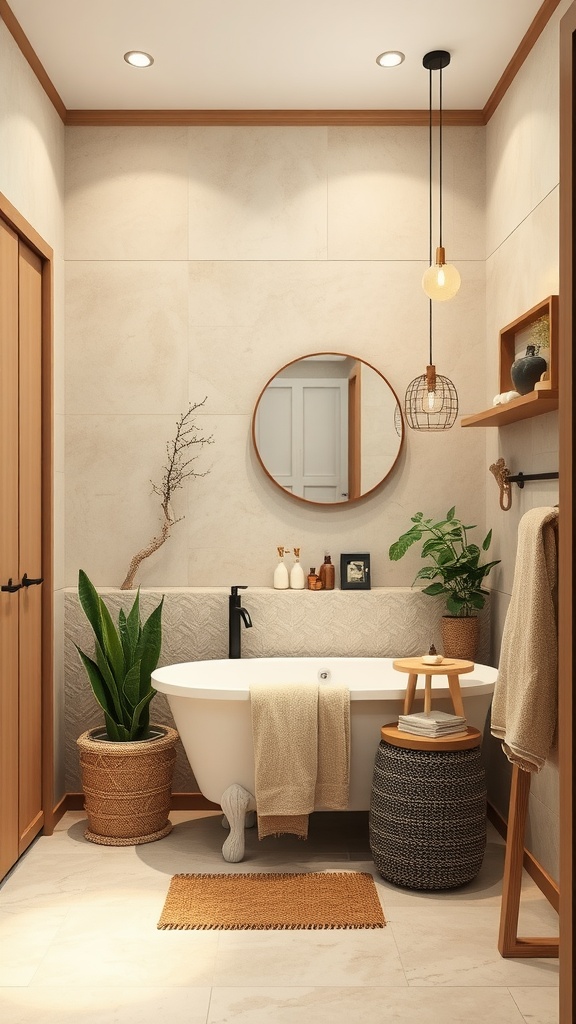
120, 398, 214, 590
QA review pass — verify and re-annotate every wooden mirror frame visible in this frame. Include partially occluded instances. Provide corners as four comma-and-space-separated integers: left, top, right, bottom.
251, 352, 404, 507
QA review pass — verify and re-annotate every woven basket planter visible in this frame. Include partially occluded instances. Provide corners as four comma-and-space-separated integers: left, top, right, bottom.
441, 615, 479, 661
77, 725, 178, 846
369, 740, 486, 890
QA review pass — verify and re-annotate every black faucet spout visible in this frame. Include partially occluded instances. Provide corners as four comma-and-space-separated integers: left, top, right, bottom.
228, 586, 252, 659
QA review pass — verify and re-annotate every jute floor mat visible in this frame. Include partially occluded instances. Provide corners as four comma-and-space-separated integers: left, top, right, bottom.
157, 871, 385, 930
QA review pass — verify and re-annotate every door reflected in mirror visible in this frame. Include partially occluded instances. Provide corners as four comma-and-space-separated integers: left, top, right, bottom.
252, 353, 404, 505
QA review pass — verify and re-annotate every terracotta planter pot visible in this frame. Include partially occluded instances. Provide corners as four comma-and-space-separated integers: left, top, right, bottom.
77, 725, 178, 846
441, 615, 479, 662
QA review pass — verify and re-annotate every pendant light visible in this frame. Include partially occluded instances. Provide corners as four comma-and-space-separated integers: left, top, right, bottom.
404, 50, 458, 431
421, 50, 460, 302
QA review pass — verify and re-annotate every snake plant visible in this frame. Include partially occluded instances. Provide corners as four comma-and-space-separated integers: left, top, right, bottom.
75, 569, 164, 741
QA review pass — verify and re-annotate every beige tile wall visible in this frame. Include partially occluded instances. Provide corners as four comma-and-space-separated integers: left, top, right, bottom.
64, 124, 487, 591
483, 2, 568, 880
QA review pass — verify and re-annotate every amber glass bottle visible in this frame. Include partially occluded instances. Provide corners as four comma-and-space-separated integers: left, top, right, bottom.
318, 554, 335, 590
307, 568, 322, 590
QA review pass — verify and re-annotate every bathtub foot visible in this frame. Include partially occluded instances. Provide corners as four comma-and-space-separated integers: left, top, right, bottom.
221, 809, 256, 830
220, 784, 256, 862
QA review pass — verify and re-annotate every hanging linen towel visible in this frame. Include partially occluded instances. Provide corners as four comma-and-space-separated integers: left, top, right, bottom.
491, 506, 558, 772
315, 684, 350, 810
250, 682, 350, 839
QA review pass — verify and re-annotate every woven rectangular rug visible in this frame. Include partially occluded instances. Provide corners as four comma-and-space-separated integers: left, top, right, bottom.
157, 871, 385, 930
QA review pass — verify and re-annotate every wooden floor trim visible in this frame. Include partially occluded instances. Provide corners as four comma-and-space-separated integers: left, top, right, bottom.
53, 792, 221, 826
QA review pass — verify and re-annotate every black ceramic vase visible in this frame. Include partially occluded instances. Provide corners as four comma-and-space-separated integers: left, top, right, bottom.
510, 345, 547, 395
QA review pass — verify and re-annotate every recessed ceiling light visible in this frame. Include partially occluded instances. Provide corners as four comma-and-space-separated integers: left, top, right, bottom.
124, 51, 154, 68
376, 51, 405, 68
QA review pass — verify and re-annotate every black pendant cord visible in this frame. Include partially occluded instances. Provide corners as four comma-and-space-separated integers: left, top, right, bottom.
428, 67, 433, 367
439, 66, 443, 250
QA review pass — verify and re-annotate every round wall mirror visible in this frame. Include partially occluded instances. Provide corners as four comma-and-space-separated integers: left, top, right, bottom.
252, 352, 404, 506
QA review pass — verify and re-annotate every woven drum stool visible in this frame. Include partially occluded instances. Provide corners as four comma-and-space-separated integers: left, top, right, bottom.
370, 725, 486, 890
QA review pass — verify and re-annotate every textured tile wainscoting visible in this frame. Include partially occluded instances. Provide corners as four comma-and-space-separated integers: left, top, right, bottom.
64, 587, 490, 794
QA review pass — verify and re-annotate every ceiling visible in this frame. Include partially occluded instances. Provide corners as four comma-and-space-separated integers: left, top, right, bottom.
6, 0, 547, 112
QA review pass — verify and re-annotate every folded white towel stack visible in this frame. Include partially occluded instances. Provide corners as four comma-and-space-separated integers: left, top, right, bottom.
491, 506, 558, 772
398, 709, 467, 738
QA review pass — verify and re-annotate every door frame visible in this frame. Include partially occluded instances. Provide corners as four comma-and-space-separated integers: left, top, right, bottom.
559, 5, 575, 1018
0, 190, 54, 839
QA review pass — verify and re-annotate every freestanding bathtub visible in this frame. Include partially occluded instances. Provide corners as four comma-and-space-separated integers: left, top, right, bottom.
152, 657, 497, 861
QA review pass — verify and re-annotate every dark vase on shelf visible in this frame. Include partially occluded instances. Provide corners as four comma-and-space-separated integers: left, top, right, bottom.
510, 344, 548, 396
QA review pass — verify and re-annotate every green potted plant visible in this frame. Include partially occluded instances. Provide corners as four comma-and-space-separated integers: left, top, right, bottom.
388, 507, 500, 659
75, 569, 178, 846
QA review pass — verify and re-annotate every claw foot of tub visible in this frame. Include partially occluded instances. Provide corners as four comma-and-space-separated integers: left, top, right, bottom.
220, 784, 256, 862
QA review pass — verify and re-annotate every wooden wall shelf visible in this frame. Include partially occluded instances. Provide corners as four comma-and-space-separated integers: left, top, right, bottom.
461, 296, 559, 428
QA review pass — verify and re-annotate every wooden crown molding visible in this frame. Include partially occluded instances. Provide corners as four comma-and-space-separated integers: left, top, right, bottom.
0, 0, 66, 121
65, 108, 485, 127
483, 0, 564, 122
0, 0, 562, 128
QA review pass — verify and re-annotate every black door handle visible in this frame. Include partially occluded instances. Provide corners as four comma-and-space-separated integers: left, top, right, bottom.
1, 577, 22, 593
21, 573, 44, 588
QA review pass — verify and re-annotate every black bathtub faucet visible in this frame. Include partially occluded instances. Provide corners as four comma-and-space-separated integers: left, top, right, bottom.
228, 586, 253, 659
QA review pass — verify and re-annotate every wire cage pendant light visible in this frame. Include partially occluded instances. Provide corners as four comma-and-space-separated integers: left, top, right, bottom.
404, 303, 459, 430
404, 49, 459, 431
421, 50, 460, 302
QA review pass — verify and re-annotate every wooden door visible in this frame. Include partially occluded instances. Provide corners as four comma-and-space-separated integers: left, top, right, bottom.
0, 220, 20, 879
0, 221, 45, 879
18, 240, 44, 853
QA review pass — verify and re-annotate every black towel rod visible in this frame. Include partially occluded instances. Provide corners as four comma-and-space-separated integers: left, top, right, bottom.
507, 471, 559, 489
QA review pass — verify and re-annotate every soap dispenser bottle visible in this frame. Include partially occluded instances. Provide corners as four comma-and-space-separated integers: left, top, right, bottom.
318, 553, 335, 590
290, 547, 305, 590
273, 546, 289, 590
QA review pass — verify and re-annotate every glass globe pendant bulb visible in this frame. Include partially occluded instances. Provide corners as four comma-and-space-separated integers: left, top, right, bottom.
422, 246, 461, 301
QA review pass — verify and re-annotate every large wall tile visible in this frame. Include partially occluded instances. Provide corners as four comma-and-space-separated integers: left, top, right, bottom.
327, 126, 484, 262
65, 127, 189, 260
65, 261, 189, 415
64, 414, 210, 588
187, 127, 328, 259
486, 7, 567, 257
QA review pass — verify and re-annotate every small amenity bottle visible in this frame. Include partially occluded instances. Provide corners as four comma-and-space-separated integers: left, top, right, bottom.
307, 568, 323, 590
273, 546, 289, 589
290, 547, 305, 590
318, 553, 335, 590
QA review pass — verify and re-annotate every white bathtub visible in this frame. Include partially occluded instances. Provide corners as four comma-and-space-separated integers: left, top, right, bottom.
152, 656, 496, 859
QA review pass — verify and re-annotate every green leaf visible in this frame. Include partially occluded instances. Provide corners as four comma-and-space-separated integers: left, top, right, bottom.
422, 582, 446, 596
482, 529, 493, 551
122, 660, 142, 710
446, 594, 467, 615
468, 592, 486, 610
78, 570, 105, 651
414, 566, 441, 581
411, 513, 424, 522
76, 647, 119, 722
128, 690, 155, 740
98, 599, 126, 687
94, 638, 124, 724
389, 528, 423, 560
446, 507, 455, 520
125, 589, 142, 656
420, 538, 445, 558
137, 597, 164, 696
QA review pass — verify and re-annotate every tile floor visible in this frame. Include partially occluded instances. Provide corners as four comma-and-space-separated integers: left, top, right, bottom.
0, 810, 559, 1024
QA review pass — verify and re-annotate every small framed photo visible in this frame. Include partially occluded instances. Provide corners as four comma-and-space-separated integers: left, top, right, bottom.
340, 553, 371, 590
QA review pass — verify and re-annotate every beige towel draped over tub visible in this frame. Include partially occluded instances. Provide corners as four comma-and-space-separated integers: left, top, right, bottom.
491, 506, 558, 772
250, 682, 350, 840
